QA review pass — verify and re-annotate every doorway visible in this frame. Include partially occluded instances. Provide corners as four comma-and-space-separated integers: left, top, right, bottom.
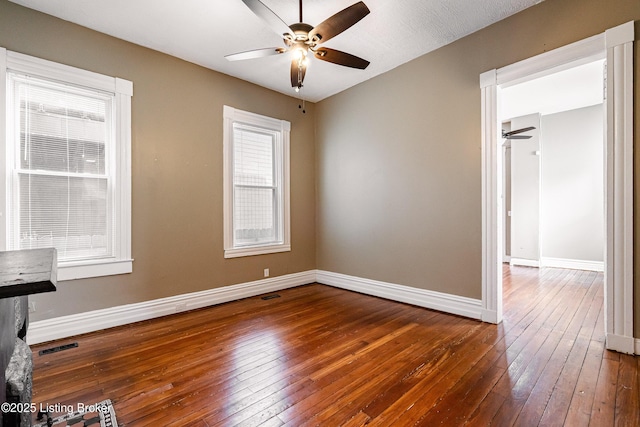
479, 21, 635, 354
501, 60, 605, 272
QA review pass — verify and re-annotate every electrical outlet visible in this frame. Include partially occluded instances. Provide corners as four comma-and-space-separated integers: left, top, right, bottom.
28, 301, 36, 313
264, 268, 270, 278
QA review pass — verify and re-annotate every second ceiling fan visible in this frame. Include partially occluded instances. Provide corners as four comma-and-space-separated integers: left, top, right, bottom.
502, 126, 536, 140
226, 0, 371, 92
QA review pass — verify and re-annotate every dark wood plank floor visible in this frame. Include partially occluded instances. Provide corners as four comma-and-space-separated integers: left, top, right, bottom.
30, 266, 640, 426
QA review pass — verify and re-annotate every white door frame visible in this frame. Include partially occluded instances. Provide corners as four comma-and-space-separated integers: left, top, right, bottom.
480, 21, 635, 354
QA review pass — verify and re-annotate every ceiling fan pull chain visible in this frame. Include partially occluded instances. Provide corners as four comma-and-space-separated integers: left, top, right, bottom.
297, 82, 306, 114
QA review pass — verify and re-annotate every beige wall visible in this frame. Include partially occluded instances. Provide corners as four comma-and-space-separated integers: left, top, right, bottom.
1, 0, 639, 338
540, 105, 604, 263
315, 0, 640, 334
0, 0, 316, 321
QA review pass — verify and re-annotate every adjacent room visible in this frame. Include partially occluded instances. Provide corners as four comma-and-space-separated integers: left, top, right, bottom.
0, 0, 638, 425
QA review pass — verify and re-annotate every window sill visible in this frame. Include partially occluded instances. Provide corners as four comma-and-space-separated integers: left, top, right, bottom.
58, 258, 133, 281
224, 244, 291, 259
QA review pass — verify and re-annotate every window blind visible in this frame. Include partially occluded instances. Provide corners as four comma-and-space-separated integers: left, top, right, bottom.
232, 124, 279, 246
8, 72, 114, 262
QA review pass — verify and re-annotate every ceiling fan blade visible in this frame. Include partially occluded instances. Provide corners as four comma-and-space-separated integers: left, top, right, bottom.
290, 59, 307, 88
503, 126, 536, 137
241, 0, 293, 38
308, 1, 370, 44
225, 47, 286, 61
313, 48, 369, 69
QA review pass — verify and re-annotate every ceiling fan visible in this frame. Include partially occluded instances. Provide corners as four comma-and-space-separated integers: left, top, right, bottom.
226, 0, 371, 92
502, 126, 536, 139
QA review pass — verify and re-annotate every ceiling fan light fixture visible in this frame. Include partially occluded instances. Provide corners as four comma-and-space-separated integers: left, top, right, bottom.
293, 46, 307, 60
231, 0, 371, 93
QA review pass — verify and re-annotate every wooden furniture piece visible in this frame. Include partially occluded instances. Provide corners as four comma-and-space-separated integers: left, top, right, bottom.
1, 249, 56, 427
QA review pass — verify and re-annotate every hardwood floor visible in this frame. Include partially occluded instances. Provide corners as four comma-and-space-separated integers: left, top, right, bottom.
30, 266, 640, 426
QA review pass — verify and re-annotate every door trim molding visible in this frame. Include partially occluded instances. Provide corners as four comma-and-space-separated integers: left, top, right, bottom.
604, 22, 635, 353
480, 21, 635, 353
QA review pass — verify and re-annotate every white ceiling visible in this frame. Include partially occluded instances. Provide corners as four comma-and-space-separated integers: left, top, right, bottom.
10, 0, 544, 102
501, 59, 605, 120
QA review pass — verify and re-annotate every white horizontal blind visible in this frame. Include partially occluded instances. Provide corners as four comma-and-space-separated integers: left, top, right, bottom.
7, 72, 114, 262
232, 123, 280, 247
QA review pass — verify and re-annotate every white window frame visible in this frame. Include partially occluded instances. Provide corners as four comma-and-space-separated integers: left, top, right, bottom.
223, 105, 290, 258
0, 48, 133, 281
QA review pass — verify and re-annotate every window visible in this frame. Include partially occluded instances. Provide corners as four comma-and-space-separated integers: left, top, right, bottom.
223, 106, 290, 258
1, 48, 133, 280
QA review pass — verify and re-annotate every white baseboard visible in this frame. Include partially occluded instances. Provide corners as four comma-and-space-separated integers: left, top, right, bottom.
28, 270, 316, 345
510, 258, 540, 268
481, 309, 499, 324
316, 270, 483, 320
606, 333, 636, 355
29, 269, 487, 345
540, 257, 604, 272
34, 269, 630, 352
